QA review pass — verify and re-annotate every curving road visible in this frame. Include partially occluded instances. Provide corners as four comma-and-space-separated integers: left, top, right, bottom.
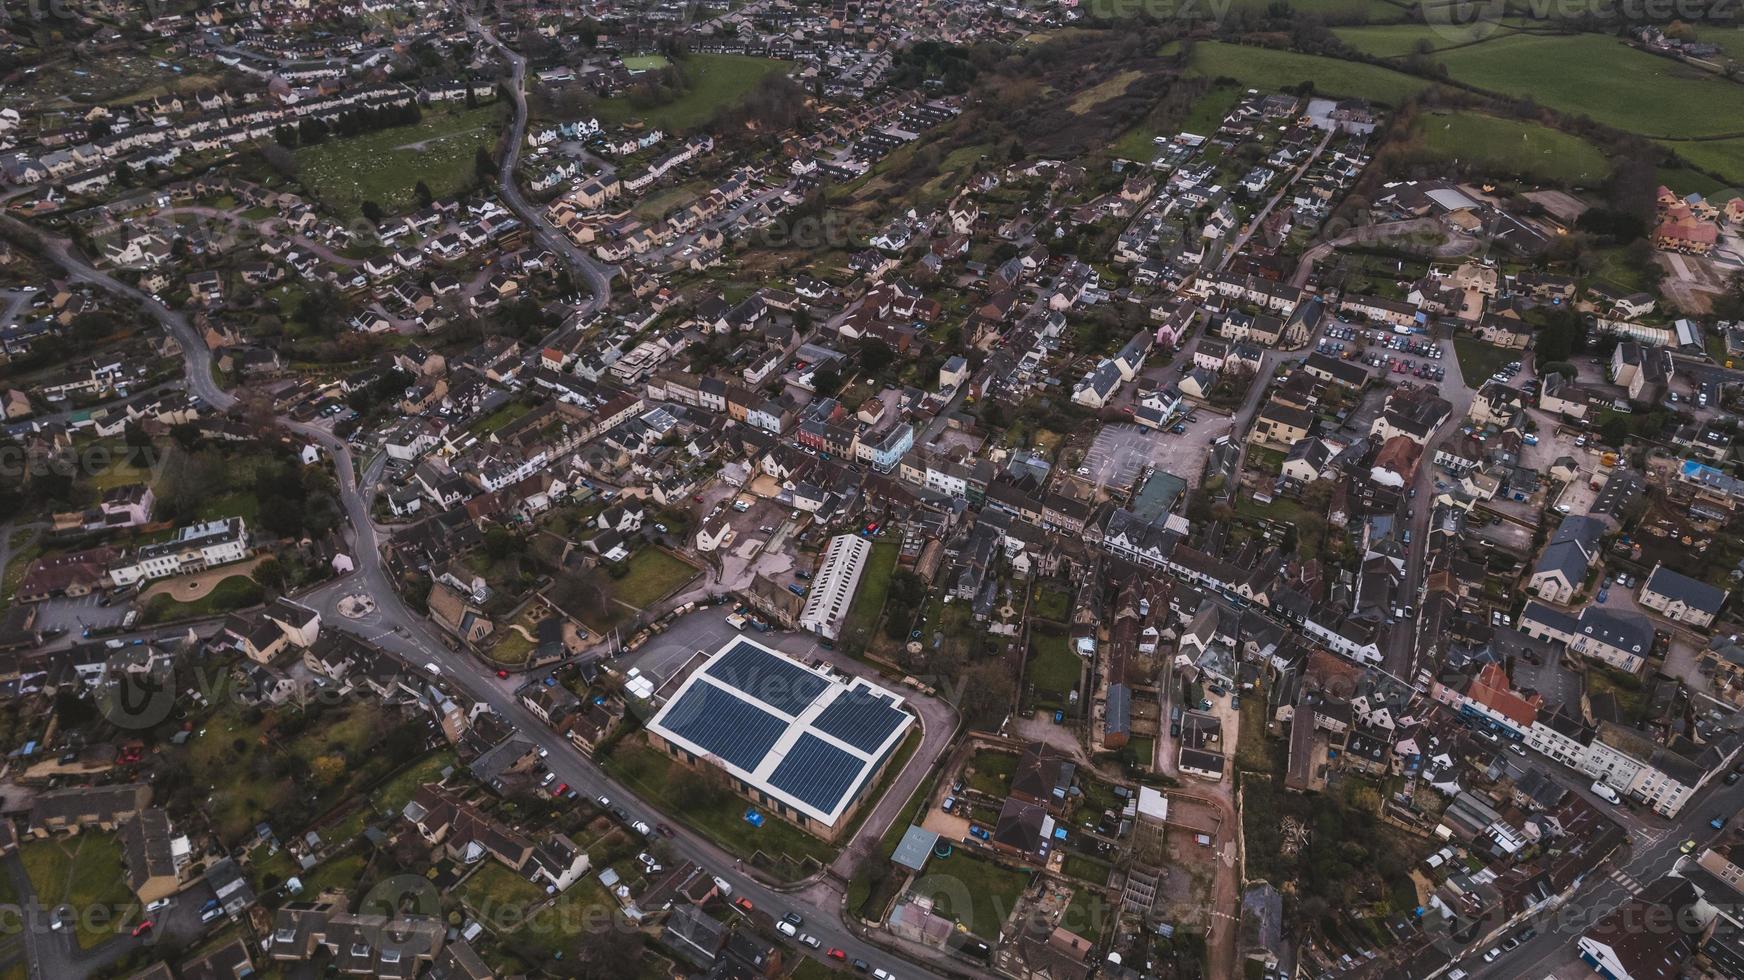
2, 220, 979, 980
461, 8, 617, 319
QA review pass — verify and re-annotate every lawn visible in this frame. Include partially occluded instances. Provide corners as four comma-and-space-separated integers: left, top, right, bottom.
622, 54, 672, 71
294, 848, 366, 898
474, 400, 532, 435
295, 105, 505, 219
370, 750, 455, 817
1408, 110, 1609, 186
1111, 82, 1243, 160
631, 179, 710, 221
1027, 629, 1082, 703
965, 749, 1019, 797
141, 574, 262, 624
1657, 138, 1744, 188
1062, 853, 1112, 885
609, 548, 699, 609
838, 539, 901, 647
592, 55, 794, 131
459, 862, 546, 921
601, 743, 835, 878
1452, 336, 1518, 385
1185, 41, 1430, 105
20, 834, 136, 949
1236, 697, 1276, 774
1433, 34, 1744, 137
916, 851, 1032, 939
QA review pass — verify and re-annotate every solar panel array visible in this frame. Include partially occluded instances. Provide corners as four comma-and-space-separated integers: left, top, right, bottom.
812, 687, 909, 754
767, 733, 863, 814
706, 640, 829, 716
658, 683, 787, 772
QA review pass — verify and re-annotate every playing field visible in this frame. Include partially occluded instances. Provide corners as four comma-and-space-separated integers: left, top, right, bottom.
1185, 41, 1430, 105
1657, 137, 1744, 187
294, 106, 505, 219
1432, 34, 1744, 137
1410, 110, 1610, 185
622, 54, 672, 70
592, 54, 794, 131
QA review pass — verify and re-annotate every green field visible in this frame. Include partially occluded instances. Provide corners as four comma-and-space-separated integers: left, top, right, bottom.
1333, 22, 1520, 57
1453, 336, 1518, 384
838, 539, 900, 646
1432, 34, 1744, 137
1111, 83, 1243, 159
914, 852, 1032, 939
1027, 630, 1082, 702
593, 55, 794, 131
295, 106, 504, 218
141, 574, 262, 624
20, 834, 136, 949
1411, 110, 1609, 185
1185, 41, 1430, 105
609, 548, 699, 609
1658, 137, 1744, 187
622, 54, 672, 71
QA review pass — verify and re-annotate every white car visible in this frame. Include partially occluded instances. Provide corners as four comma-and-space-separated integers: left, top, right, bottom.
798, 933, 821, 948
631, 820, 653, 837
776, 920, 797, 937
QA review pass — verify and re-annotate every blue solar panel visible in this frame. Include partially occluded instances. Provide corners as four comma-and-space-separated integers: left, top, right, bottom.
812, 688, 907, 754
768, 734, 862, 814
658, 683, 787, 772
705, 640, 828, 716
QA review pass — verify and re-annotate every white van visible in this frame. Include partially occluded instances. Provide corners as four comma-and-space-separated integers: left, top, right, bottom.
1591, 781, 1622, 805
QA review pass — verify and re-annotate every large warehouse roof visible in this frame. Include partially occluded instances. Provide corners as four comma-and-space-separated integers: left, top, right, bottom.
647, 638, 914, 827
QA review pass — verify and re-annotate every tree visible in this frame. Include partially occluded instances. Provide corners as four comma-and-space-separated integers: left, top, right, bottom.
311, 754, 347, 786
414, 180, 434, 207
474, 147, 496, 186
858, 338, 897, 378
360, 200, 385, 225
483, 526, 517, 562
958, 661, 1015, 731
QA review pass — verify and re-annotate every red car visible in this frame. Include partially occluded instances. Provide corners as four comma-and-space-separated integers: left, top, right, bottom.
132, 920, 154, 937
827, 948, 848, 961
496, 669, 509, 679
554, 783, 568, 797
734, 897, 755, 914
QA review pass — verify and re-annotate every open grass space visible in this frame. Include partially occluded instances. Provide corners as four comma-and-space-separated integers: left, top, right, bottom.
141, 574, 262, 624
1657, 138, 1744, 188
916, 851, 1032, 939
608, 548, 699, 610
1432, 34, 1744, 137
965, 748, 1020, 797
1027, 629, 1082, 704
1408, 110, 1609, 185
20, 833, 136, 949
1185, 41, 1430, 105
838, 539, 901, 647
592, 55, 794, 131
601, 742, 835, 878
459, 862, 547, 918
1452, 336, 1519, 384
295, 106, 505, 219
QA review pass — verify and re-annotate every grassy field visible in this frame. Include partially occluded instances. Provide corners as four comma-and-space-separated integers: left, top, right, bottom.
916, 852, 1031, 939
1333, 21, 1527, 57
592, 55, 794, 130
141, 574, 262, 624
1411, 110, 1609, 186
1185, 42, 1430, 105
459, 862, 546, 919
1027, 630, 1082, 703
21, 834, 136, 949
622, 54, 672, 71
295, 106, 504, 219
1453, 336, 1519, 384
631, 179, 710, 221
602, 743, 835, 877
1111, 83, 1243, 160
608, 548, 698, 609
1093, 0, 1407, 18
1433, 34, 1744, 137
966, 748, 1019, 796
839, 539, 900, 646
1658, 138, 1744, 187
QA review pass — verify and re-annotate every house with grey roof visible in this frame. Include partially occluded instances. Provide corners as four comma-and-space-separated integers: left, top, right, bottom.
1640, 563, 1728, 628
1527, 515, 1604, 605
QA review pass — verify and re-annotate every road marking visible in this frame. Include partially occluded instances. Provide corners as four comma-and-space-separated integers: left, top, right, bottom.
1606, 867, 1643, 896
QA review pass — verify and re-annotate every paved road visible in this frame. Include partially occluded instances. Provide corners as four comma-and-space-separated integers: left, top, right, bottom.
1459, 773, 1744, 979
461, 11, 616, 318
6, 198, 977, 980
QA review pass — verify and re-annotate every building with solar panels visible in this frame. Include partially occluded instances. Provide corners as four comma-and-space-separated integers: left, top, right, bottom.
644, 637, 916, 840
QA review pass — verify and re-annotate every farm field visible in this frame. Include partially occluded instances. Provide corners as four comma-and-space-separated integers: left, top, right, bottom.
1410, 110, 1609, 185
1432, 34, 1744, 137
1093, 0, 1407, 19
294, 106, 505, 219
1184, 42, 1431, 105
592, 55, 794, 130
1657, 138, 1744, 187
1333, 21, 1530, 57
